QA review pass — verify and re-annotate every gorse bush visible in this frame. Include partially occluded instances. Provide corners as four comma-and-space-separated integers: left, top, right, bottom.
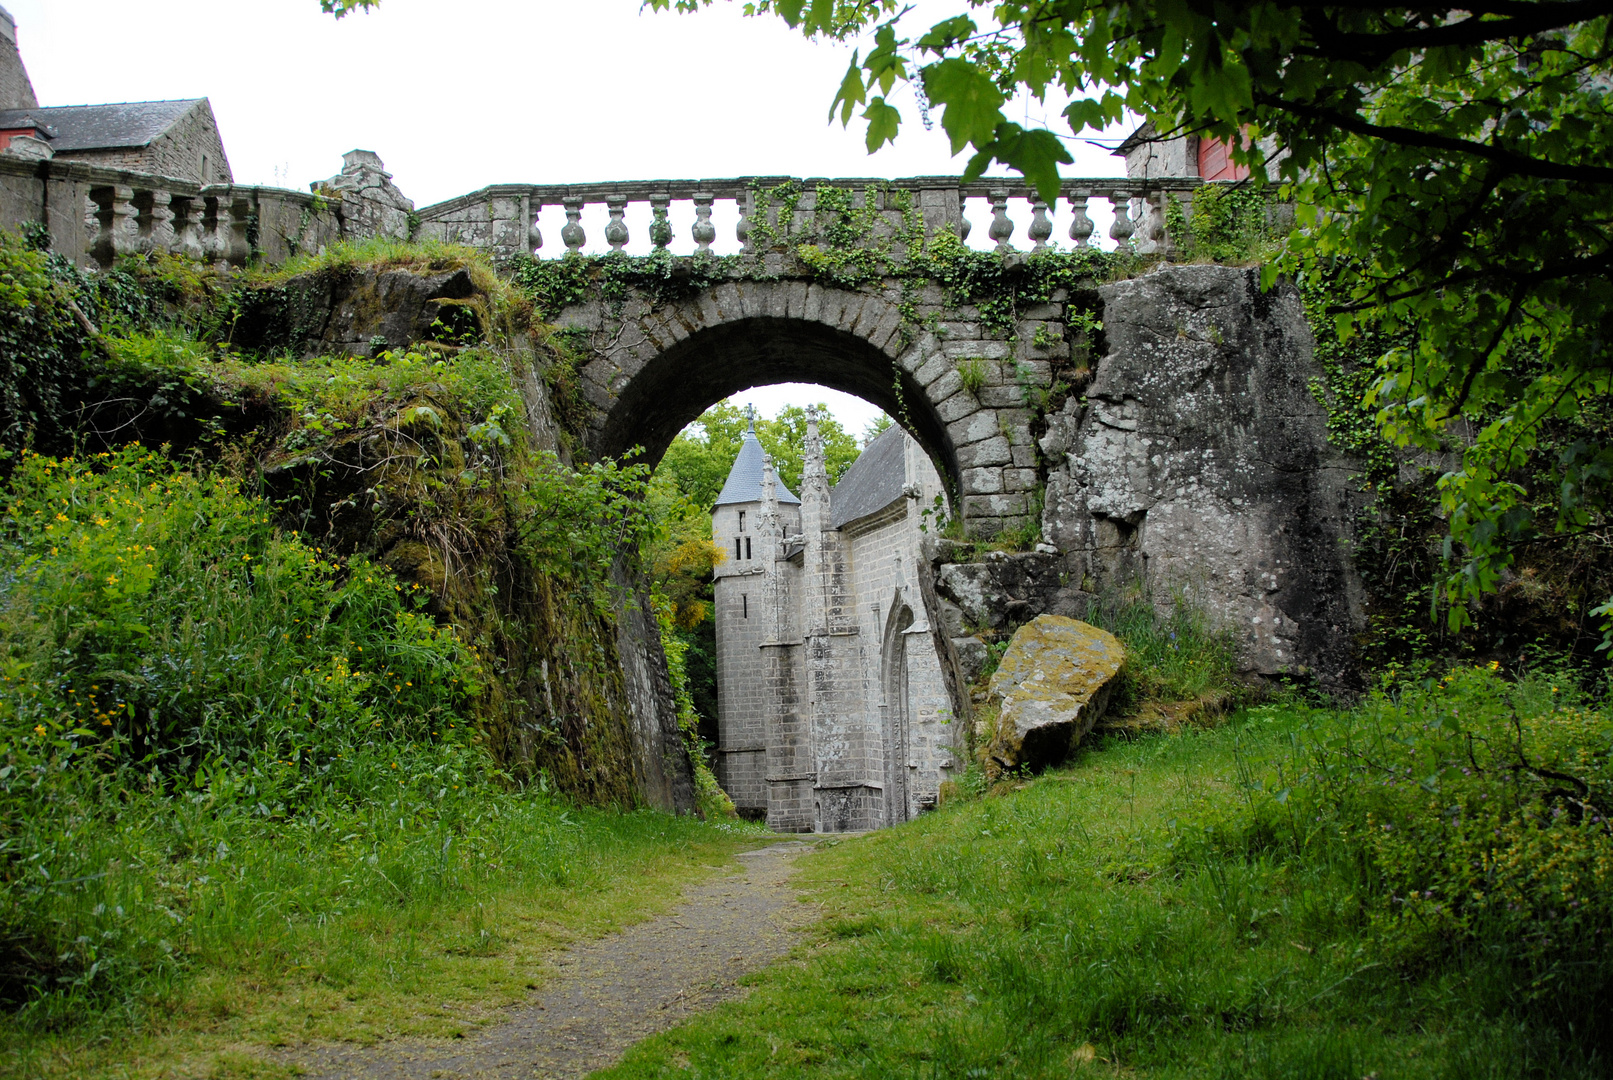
0, 446, 476, 774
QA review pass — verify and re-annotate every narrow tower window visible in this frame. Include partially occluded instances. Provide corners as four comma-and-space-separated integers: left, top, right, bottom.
745, 536, 752, 559
742, 594, 748, 618
735, 537, 742, 560
738, 510, 746, 532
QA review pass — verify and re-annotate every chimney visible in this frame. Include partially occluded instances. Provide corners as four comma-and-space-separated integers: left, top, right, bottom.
0, 5, 39, 111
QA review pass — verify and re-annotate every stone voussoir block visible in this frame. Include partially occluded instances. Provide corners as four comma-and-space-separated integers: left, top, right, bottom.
895, 339, 934, 376
914, 353, 952, 387
803, 282, 826, 323
713, 281, 744, 321
783, 279, 810, 320
935, 388, 980, 424
948, 410, 1004, 447
866, 305, 904, 353
928, 368, 965, 404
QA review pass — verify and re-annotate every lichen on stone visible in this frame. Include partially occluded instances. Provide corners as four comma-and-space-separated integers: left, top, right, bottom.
983, 614, 1124, 774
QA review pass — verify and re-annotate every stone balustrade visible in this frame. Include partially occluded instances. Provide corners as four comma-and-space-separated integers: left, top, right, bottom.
3, 152, 1206, 271
0, 154, 376, 268
417, 175, 1204, 263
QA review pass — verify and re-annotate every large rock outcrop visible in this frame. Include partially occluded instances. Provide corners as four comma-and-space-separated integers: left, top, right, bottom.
1046, 264, 1362, 686
936, 264, 1364, 693
981, 615, 1124, 772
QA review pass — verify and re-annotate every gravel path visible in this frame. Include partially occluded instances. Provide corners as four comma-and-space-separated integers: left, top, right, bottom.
284, 840, 817, 1079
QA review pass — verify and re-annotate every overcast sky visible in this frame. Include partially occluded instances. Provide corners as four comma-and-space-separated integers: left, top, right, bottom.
8, 0, 1132, 435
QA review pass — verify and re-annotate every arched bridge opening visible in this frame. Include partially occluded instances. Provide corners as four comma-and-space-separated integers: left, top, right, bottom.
559, 279, 1057, 538
596, 316, 955, 494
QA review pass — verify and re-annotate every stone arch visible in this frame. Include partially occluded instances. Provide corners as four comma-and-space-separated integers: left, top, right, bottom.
880, 592, 916, 826
559, 278, 1049, 537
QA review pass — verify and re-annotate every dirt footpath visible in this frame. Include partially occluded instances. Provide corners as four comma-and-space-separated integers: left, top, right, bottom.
285, 841, 817, 1079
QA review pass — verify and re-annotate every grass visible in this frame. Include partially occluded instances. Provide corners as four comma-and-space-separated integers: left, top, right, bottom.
597, 673, 1611, 1080
1, 802, 769, 1079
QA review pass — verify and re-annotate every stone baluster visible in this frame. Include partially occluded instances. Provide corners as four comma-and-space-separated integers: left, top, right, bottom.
104, 185, 139, 265
604, 196, 629, 252
988, 189, 1014, 251
528, 199, 543, 256
1142, 188, 1172, 258
1028, 199, 1053, 250
736, 190, 754, 254
225, 196, 253, 266
649, 195, 673, 250
561, 198, 586, 254
201, 196, 224, 265
141, 189, 177, 254
1067, 190, 1094, 248
175, 196, 207, 260
88, 186, 131, 267
691, 192, 717, 253
957, 191, 972, 241
1108, 189, 1135, 247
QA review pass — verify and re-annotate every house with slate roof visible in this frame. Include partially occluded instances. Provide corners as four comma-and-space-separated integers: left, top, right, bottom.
711, 412, 959, 832
0, 6, 230, 183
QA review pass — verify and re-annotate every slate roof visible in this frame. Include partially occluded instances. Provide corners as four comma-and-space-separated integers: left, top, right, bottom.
713, 426, 801, 507
829, 425, 908, 529
0, 100, 203, 151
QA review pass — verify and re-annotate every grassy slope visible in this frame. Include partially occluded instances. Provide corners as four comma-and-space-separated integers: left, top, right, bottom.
598, 704, 1600, 1080
2, 807, 768, 1080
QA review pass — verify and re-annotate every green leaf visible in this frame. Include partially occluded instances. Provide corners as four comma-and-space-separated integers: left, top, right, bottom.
832, 51, 866, 125
1062, 98, 1107, 135
862, 97, 901, 152
776, 0, 806, 27
983, 123, 1072, 204
921, 59, 1006, 156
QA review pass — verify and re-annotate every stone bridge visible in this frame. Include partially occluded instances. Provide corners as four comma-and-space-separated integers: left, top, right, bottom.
419, 175, 1202, 540
418, 175, 1362, 685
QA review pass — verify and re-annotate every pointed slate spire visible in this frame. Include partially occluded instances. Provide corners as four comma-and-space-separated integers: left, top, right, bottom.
714, 420, 801, 507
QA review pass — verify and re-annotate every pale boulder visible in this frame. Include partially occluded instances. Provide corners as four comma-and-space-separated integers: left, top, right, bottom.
983, 615, 1124, 773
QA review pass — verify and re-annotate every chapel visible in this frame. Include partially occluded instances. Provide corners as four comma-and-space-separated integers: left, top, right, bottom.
711, 409, 962, 832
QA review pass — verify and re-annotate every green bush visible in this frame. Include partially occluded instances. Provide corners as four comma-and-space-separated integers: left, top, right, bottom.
0, 446, 486, 1015
1182, 666, 1613, 1045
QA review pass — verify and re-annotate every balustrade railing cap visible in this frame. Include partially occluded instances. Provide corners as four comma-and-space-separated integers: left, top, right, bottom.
416, 174, 1202, 219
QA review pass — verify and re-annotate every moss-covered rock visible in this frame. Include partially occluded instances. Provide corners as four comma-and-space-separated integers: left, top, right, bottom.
982, 615, 1123, 774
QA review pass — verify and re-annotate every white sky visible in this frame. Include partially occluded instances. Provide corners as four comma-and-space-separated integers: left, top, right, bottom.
7, 0, 1132, 434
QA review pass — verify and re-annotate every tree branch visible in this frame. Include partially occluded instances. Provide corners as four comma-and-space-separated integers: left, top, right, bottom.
1298, 2, 1611, 65
1253, 92, 1613, 184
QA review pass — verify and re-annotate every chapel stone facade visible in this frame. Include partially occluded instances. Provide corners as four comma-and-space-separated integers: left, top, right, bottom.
712, 412, 960, 833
